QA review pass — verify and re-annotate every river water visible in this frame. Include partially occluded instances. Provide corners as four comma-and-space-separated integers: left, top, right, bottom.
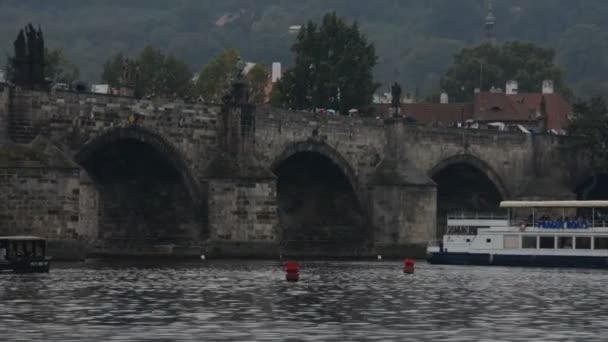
1, 260, 608, 341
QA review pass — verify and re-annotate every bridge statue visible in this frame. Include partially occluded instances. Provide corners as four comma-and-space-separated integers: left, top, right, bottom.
9, 24, 47, 88
119, 57, 138, 97
391, 82, 402, 115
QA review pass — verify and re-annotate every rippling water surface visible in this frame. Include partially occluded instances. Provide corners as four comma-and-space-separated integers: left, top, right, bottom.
1, 260, 608, 341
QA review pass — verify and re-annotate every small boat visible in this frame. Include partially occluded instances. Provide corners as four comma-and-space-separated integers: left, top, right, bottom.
0, 236, 51, 273
427, 201, 608, 268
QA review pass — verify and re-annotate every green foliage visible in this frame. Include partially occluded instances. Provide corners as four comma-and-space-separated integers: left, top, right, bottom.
276, 12, 378, 113
45, 48, 80, 84
568, 97, 608, 172
440, 42, 568, 102
101, 46, 193, 98
136, 46, 193, 98
194, 49, 240, 103
246, 64, 269, 104
101, 53, 124, 88
4, 1, 608, 97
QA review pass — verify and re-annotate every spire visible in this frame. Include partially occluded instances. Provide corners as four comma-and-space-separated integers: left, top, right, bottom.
485, 0, 496, 43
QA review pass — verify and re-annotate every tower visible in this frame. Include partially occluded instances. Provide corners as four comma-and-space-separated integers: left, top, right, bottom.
485, 0, 496, 43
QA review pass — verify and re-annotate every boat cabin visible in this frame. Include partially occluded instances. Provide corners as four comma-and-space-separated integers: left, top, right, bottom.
428, 201, 608, 268
0, 236, 50, 273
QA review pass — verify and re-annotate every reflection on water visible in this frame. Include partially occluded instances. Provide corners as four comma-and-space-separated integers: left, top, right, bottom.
1, 260, 608, 341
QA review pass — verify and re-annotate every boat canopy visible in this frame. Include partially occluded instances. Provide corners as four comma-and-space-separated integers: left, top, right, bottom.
500, 201, 608, 208
0, 236, 46, 241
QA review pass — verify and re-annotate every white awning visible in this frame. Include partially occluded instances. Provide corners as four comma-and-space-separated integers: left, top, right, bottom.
500, 201, 608, 208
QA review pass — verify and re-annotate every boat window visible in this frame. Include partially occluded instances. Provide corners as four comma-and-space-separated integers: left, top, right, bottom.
14, 242, 24, 257
595, 237, 608, 250
557, 237, 573, 249
576, 237, 591, 249
486, 238, 492, 243
504, 235, 519, 249
522, 236, 537, 249
24, 241, 34, 257
35, 241, 45, 257
0, 241, 6, 260
539, 236, 555, 249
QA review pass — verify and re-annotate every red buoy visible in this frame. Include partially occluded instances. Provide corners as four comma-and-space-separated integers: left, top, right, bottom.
285, 261, 299, 282
403, 258, 415, 274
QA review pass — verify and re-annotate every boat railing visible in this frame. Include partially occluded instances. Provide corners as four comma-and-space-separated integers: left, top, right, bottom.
447, 212, 509, 220
529, 219, 608, 229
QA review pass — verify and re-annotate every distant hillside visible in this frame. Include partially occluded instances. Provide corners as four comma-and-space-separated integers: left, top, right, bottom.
2, 0, 608, 97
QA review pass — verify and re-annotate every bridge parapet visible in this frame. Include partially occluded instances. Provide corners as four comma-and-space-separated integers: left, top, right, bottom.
8, 89, 222, 179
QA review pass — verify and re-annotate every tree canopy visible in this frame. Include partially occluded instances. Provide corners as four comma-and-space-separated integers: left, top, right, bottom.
568, 97, 608, 173
5, 1, 608, 98
101, 46, 193, 99
45, 48, 80, 85
274, 12, 377, 113
195, 49, 240, 103
440, 42, 568, 102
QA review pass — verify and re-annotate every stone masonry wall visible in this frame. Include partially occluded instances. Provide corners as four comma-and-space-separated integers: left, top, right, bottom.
207, 179, 279, 257
13, 89, 221, 181
255, 108, 386, 209
0, 167, 80, 239
386, 121, 536, 197
371, 185, 437, 249
0, 84, 9, 145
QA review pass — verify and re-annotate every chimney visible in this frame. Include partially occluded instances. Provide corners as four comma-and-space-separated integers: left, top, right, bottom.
542, 80, 554, 94
272, 62, 282, 83
440, 92, 449, 104
506, 80, 518, 95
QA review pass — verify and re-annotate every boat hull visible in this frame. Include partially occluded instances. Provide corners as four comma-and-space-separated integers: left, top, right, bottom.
427, 252, 608, 269
0, 259, 50, 274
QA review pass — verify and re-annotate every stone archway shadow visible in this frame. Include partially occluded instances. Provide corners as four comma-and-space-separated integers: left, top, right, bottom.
429, 153, 510, 200
74, 126, 203, 207
271, 140, 368, 212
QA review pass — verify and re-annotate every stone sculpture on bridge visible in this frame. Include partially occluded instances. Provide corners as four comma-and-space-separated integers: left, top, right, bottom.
8, 24, 47, 88
119, 57, 138, 97
391, 82, 402, 115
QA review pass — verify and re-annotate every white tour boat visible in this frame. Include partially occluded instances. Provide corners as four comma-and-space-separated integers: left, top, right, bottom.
427, 201, 608, 268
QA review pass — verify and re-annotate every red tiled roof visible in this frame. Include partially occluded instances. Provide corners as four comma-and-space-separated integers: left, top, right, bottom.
374, 91, 571, 130
474, 92, 571, 130
373, 103, 473, 124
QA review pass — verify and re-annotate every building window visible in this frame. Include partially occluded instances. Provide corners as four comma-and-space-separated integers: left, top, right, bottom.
539, 236, 555, 249
595, 237, 608, 250
576, 237, 591, 250
557, 237, 573, 249
504, 235, 519, 249
522, 236, 537, 249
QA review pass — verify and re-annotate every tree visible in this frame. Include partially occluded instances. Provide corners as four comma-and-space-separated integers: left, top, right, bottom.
246, 64, 269, 104
101, 52, 124, 88
45, 48, 80, 84
100, 46, 193, 99
440, 42, 569, 102
194, 49, 240, 103
569, 97, 608, 174
274, 12, 378, 114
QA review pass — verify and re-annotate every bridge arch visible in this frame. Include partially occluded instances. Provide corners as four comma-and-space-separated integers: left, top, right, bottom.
430, 154, 508, 236
271, 140, 369, 255
76, 126, 202, 205
75, 126, 205, 245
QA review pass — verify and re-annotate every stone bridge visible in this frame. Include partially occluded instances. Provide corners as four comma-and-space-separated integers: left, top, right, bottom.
0, 85, 589, 258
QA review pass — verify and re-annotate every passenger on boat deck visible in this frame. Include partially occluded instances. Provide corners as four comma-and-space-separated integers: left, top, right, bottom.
0, 247, 6, 261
